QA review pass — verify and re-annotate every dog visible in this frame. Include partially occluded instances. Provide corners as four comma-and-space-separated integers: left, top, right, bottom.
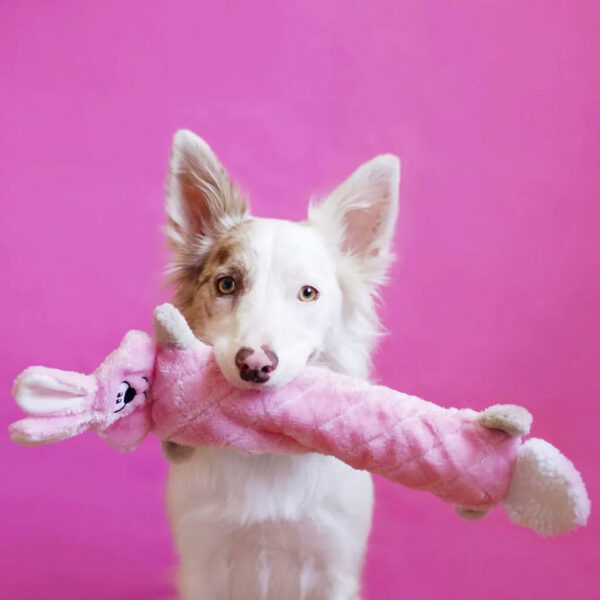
162, 129, 400, 600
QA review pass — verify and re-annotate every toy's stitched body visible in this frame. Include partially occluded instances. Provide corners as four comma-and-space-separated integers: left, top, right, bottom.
9, 303, 590, 537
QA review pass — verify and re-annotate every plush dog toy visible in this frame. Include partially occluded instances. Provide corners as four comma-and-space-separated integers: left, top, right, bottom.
9, 304, 590, 536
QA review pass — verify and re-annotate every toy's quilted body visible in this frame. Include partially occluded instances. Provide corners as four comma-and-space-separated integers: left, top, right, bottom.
153, 341, 520, 510
9, 303, 590, 535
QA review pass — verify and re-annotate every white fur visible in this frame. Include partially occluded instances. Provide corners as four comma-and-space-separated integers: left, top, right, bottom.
164, 130, 400, 599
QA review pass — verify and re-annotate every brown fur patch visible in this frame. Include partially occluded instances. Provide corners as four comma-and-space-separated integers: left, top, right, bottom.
198, 274, 212, 288
173, 222, 254, 337
214, 245, 232, 265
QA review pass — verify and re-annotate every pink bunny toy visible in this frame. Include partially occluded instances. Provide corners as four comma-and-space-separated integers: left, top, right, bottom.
10, 330, 155, 452
9, 303, 590, 536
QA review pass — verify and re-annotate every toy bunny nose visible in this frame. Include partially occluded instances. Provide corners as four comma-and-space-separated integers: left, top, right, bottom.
235, 346, 278, 384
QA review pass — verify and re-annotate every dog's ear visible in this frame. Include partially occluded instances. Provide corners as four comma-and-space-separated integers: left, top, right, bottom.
309, 155, 400, 280
166, 130, 248, 249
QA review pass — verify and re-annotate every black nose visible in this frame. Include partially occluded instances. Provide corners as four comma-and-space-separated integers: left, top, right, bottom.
235, 346, 279, 384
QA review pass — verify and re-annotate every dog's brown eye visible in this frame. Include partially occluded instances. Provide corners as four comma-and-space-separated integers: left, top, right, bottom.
298, 286, 319, 302
216, 276, 236, 295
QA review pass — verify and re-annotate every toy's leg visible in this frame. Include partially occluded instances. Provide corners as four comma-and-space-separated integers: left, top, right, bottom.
454, 404, 532, 522
477, 404, 532, 436
454, 506, 488, 520
162, 441, 195, 463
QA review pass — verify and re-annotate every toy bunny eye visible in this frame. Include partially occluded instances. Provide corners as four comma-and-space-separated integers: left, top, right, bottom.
216, 276, 236, 295
114, 381, 137, 413
114, 382, 129, 412
298, 286, 319, 302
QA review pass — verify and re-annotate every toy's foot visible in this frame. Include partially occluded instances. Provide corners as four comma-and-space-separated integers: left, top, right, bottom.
504, 438, 590, 536
455, 506, 489, 521
478, 404, 532, 436
162, 440, 195, 463
153, 303, 197, 349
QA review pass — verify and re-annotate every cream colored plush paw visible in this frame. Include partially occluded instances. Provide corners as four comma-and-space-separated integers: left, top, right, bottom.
478, 404, 532, 436
153, 303, 197, 349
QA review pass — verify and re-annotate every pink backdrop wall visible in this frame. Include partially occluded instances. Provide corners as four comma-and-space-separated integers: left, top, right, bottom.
1, 1, 598, 598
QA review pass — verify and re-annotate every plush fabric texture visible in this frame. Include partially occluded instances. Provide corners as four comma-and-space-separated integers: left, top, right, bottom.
9, 303, 590, 535
10, 330, 155, 452
503, 438, 591, 536
152, 344, 520, 509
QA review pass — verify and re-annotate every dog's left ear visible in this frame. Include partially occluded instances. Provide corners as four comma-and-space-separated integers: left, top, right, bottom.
309, 155, 400, 279
166, 129, 248, 248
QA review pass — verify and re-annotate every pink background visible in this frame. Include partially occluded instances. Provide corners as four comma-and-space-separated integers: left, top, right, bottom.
1, 1, 598, 598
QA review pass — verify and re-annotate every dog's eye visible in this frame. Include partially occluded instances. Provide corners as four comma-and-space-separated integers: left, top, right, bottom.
298, 286, 319, 302
216, 276, 236, 295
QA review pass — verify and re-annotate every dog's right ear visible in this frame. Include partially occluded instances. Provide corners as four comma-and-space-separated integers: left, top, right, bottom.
308, 154, 400, 284
166, 130, 248, 250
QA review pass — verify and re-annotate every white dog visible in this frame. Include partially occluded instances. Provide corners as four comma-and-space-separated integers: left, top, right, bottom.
163, 129, 400, 600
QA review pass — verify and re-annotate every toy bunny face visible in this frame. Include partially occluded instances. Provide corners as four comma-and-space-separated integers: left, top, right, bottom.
10, 329, 156, 448
94, 332, 154, 416
114, 377, 148, 413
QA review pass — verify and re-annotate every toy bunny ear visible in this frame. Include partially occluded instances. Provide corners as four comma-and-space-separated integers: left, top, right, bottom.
9, 413, 96, 446
13, 367, 97, 416
153, 303, 197, 349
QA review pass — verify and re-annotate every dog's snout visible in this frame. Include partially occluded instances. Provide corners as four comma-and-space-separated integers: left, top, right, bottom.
234, 346, 279, 384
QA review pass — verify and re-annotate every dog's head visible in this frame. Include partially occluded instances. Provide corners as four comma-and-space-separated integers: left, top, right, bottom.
165, 130, 400, 388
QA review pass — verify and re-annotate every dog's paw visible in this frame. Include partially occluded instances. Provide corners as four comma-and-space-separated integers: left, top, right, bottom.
478, 404, 532, 437
162, 441, 195, 463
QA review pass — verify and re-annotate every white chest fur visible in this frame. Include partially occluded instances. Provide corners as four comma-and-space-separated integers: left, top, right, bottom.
166, 449, 374, 600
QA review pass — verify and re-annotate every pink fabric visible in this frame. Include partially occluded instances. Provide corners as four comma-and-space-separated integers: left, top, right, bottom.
10, 331, 155, 451
2, 2, 599, 598
153, 344, 519, 509
11, 327, 520, 511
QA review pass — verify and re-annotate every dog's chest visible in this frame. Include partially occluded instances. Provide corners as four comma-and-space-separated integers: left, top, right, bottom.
166, 442, 374, 599
166, 447, 368, 522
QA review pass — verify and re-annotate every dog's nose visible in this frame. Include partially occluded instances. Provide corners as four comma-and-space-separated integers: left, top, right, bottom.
235, 346, 279, 383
